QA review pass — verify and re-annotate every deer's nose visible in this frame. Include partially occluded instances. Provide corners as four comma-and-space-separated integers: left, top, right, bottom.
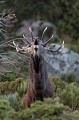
35, 47, 38, 51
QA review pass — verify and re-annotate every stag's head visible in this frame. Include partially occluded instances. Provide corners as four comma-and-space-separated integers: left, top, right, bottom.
13, 27, 64, 57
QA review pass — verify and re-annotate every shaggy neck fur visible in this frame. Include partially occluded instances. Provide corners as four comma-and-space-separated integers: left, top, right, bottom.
33, 55, 40, 73
29, 54, 45, 101
23, 53, 54, 108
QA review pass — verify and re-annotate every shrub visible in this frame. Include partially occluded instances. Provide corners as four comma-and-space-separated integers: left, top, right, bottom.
60, 83, 79, 111
61, 73, 77, 83
0, 78, 24, 94
13, 98, 69, 120
0, 72, 17, 82
8, 93, 20, 111
0, 98, 13, 119
0, 98, 79, 120
50, 76, 66, 96
50, 76, 79, 111
17, 80, 28, 97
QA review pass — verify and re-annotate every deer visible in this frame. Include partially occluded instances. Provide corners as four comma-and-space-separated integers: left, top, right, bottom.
13, 27, 64, 108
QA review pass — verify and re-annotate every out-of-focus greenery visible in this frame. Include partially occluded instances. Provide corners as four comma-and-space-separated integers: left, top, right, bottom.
0, 0, 79, 54
3, 0, 79, 43
65, 44, 79, 53
0, 76, 79, 119
0, 76, 79, 109
0, 78, 27, 94
0, 0, 79, 53
61, 73, 77, 83
0, 72, 17, 82
0, 1, 79, 119
60, 83, 79, 111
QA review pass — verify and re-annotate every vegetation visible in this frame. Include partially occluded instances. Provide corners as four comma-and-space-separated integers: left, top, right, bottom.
0, 76, 79, 119
3, 0, 79, 44
0, 0, 79, 120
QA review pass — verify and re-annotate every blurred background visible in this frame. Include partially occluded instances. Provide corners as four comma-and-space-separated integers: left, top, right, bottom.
0, 0, 79, 80
0, 1, 79, 120
1, 0, 79, 48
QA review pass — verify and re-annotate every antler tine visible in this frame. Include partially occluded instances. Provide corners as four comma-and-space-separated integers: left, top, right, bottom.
23, 34, 31, 45
56, 41, 64, 51
57, 41, 64, 51
41, 27, 47, 42
44, 34, 54, 46
48, 41, 64, 53
13, 41, 19, 52
29, 27, 34, 42
13, 41, 27, 53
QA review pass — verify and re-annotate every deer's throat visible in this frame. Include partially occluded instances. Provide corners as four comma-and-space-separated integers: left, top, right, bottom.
33, 55, 40, 73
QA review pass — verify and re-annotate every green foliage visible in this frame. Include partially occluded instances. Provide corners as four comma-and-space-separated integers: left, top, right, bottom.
1, 98, 79, 120
50, 76, 79, 110
17, 98, 69, 120
0, 72, 17, 82
61, 73, 77, 83
0, 76, 79, 119
0, 81, 9, 94
60, 83, 79, 111
50, 76, 66, 96
17, 80, 28, 97
65, 44, 79, 53
0, 97, 79, 120
0, 98, 70, 120
4, 0, 79, 43
8, 93, 20, 111
20, 64, 29, 77
0, 98, 13, 119
0, 78, 24, 94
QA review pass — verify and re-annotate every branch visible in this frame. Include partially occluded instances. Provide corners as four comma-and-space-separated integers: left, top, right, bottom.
0, 8, 17, 37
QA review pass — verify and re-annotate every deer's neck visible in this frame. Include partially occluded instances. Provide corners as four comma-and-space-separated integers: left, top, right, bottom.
29, 55, 42, 81
30, 55, 41, 73
29, 54, 48, 82
33, 55, 41, 73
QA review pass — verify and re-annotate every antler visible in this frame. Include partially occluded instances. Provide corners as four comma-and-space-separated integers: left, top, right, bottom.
23, 34, 31, 45
13, 41, 27, 54
29, 27, 34, 42
41, 27, 47, 42
41, 27, 54, 46
44, 34, 54, 46
47, 41, 64, 53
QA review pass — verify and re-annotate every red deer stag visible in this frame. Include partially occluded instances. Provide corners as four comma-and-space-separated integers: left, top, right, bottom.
13, 27, 64, 108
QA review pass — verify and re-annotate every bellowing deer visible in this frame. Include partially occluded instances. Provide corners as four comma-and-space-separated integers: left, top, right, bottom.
13, 27, 64, 108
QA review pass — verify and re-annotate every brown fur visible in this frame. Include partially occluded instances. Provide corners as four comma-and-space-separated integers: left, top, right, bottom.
23, 54, 54, 108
